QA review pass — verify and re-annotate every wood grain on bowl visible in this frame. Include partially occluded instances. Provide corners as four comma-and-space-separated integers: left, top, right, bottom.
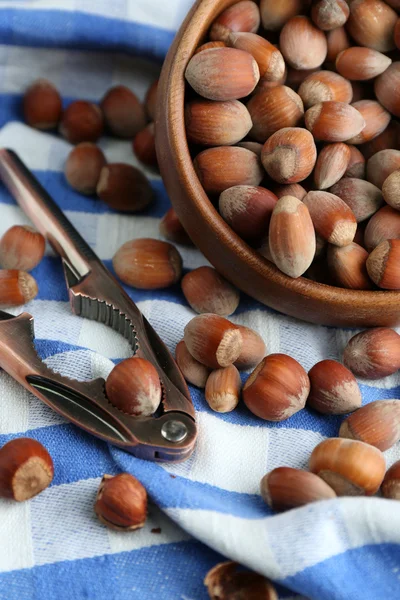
155, 0, 400, 327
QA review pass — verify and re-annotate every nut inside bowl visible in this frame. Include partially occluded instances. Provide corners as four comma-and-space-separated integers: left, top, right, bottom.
156, 0, 400, 327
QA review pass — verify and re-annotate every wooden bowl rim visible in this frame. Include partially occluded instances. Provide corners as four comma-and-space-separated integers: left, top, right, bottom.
158, 0, 400, 314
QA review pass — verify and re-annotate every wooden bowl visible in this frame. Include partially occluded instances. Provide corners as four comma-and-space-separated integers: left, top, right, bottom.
155, 0, 400, 327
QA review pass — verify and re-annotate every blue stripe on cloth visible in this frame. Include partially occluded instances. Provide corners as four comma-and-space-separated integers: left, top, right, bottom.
0, 172, 170, 217
280, 543, 400, 600
0, 540, 222, 600
0, 425, 118, 486
0, 9, 174, 60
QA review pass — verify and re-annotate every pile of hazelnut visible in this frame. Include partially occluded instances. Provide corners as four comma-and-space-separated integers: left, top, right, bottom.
183, 0, 400, 291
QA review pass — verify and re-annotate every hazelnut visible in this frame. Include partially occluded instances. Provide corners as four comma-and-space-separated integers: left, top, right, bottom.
0, 438, 53, 501
366, 239, 400, 289
311, 0, 349, 31
194, 147, 263, 195
261, 127, 317, 184
309, 437, 386, 496
343, 327, 400, 379
205, 364, 242, 412
243, 353, 310, 421
298, 70, 353, 109
303, 190, 356, 246
0, 225, 45, 271
361, 120, 400, 159
159, 208, 193, 246
236, 141, 263, 156
375, 62, 400, 117
330, 178, 383, 222
273, 182, 307, 200
194, 41, 227, 55
184, 314, 243, 369
260, 0, 308, 31
247, 85, 304, 142
144, 79, 158, 121
382, 170, 400, 211
94, 473, 147, 531
113, 238, 182, 289
313, 143, 351, 189
185, 99, 252, 146
185, 47, 260, 101
285, 66, 321, 91
204, 561, 278, 599
336, 47, 392, 81
367, 149, 400, 190
181, 266, 240, 316
327, 242, 373, 290
234, 326, 266, 370
381, 460, 400, 500
0, 269, 38, 307
209, 1, 261, 42
227, 32, 285, 82
65, 143, 107, 195
347, 100, 391, 145
132, 123, 158, 168
175, 340, 211, 388
100, 85, 146, 138
97, 163, 154, 212
59, 100, 104, 144
326, 26, 350, 64
339, 400, 400, 451
307, 359, 362, 414
305, 101, 366, 142
345, 145, 366, 179
218, 185, 277, 243
260, 467, 336, 511
23, 78, 62, 130
106, 357, 161, 417
280, 16, 328, 70
268, 195, 316, 278
347, 0, 397, 53
364, 205, 400, 250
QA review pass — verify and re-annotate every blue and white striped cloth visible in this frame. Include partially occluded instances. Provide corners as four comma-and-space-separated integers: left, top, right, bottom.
0, 2, 400, 599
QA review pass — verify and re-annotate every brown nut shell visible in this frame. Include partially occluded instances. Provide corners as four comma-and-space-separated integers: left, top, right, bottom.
133, 123, 158, 168
269, 195, 316, 277
375, 62, 400, 117
345, 145, 366, 179
364, 205, 400, 250
205, 364, 242, 413
309, 437, 386, 496
184, 314, 243, 369
339, 400, 400, 451
336, 47, 392, 81
247, 85, 304, 142
381, 460, 400, 500
261, 467, 336, 511
314, 143, 351, 189
204, 561, 278, 600
0, 225, 45, 271
23, 79, 62, 130
327, 242, 373, 290
185, 47, 260, 101
307, 359, 362, 414
175, 340, 211, 388
97, 164, 154, 212
94, 473, 147, 531
367, 149, 400, 189
330, 178, 383, 222
343, 327, 400, 379
181, 266, 240, 316
59, 100, 103, 144
0, 438, 54, 502
311, 0, 349, 31
185, 99, 252, 146
366, 239, 400, 289
209, 1, 261, 42
227, 32, 285, 82
347, 100, 391, 145
0, 270, 38, 307
113, 238, 182, 289
280, 16, 328, 70
303, 190, 356, 246
260, 0, 307, 31
298, 70, 353, 109
326, 26, 350, 63
159, 208, 193, 246
65, 143, 107, 195
273, 183, 307, 200
243, 353, 310, 421
194, 147, 263, 195
105, 357, 161, 417
382, 170, 400, 211
347, 0, 397, 53
219, 185, 277, 242
261, 127, 317, 184
305, 101, 366, 142
234, 326, 266, 370
100, 85, 146, 138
